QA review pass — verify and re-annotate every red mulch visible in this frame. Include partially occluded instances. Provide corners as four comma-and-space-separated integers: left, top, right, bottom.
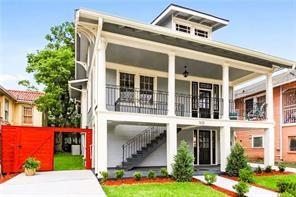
0, 173, 18, 184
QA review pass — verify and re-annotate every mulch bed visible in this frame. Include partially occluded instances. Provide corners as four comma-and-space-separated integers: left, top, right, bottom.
0, 173, 18, 184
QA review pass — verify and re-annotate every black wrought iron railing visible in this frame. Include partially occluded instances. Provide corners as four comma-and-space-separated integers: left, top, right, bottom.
229, 100, 267, 120
122, 126, 166, 165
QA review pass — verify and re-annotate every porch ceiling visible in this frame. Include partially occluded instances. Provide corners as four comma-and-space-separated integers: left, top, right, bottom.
106, 43, 253, 81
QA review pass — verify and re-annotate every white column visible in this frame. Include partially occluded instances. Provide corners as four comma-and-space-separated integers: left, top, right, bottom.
168, 53, 175, 116
264, 127, 275, 166
97, 38, 107, 112
222, 64, 229, 120
167, 122, 177, 174
266, 73, 274, 121
80, 88, 87, 128
220, 125, 231, 172
96, 115, 108, 174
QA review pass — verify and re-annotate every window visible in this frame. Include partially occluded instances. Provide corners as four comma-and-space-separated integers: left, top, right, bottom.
289, 136, 296, 151
4, 99, 9, 121
283, 88, 296, 124
176, 24, 190, 33
140, 76, 154, 104
195, 29, 208, 38
120, 73, 135, 102
252, 136, 263, 148
23, 106, 33, 124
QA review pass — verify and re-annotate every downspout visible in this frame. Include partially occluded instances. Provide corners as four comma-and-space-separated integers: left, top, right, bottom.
279, 85, 283, 161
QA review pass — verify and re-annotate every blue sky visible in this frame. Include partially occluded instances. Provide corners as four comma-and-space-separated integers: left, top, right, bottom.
0, 0, 295, 90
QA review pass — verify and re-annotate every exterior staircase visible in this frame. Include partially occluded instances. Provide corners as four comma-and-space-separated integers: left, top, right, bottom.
118, 126, 180, 170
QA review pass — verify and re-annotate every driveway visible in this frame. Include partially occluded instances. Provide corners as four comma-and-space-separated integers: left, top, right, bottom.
0, 170, 106, 197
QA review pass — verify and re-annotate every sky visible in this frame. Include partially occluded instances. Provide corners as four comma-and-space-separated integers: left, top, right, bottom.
0, 0, 295, 90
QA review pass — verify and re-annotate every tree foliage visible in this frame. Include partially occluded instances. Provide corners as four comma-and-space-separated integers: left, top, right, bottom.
24, 21, 80, 127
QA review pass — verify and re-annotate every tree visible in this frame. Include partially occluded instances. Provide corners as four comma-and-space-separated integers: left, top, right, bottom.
172, 140, 194, 182
22, 21, 80, 127
226, 142, 248, 177
18, 80, 38, 91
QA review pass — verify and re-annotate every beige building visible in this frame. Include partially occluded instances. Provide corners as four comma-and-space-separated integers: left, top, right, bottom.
0, 85, 43, 126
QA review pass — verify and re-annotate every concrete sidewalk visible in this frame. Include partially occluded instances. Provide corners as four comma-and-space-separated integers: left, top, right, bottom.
194, 175, 278, 197
0, 170, 106, 197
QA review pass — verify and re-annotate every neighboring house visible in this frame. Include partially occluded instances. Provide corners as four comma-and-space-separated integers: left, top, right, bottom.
0, 85, 43, 126
69, 4, 295, 175
235, 70, 296, 163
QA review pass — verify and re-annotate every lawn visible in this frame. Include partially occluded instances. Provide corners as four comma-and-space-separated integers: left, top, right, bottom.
54, 152, 85, 171
103, 182, 227, 197
254, 174, 296, 191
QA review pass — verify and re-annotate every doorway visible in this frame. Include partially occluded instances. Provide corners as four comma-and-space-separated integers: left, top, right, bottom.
199, 90, 211, 118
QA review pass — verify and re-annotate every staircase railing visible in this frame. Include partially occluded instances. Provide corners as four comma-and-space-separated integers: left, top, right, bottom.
122, 126, 166, 165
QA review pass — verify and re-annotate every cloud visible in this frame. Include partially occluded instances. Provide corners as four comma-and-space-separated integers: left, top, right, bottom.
0, 74, 25, 83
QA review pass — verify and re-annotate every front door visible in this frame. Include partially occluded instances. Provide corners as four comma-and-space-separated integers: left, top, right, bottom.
199, 90, 211, 118
199, 130, 211, 164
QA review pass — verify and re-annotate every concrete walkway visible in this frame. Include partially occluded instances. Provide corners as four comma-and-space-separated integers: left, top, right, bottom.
194, 175, 278, 197
0, 170, 106, 197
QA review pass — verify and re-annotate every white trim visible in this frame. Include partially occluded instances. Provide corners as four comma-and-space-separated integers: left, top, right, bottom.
283, 123, 296, 127
252, 135, 264, 148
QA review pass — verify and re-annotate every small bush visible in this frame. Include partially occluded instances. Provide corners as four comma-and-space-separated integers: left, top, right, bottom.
233, 181, 250, 197
277, 181, 296, 193
265, 165, 272, 173
204, 172, 217, 185
133, 171, 142, 181
160, 167, 169, 177
115, 169, 125, 180
278, 162, 286, 172
239, 166, 254, 183
285, 189, 296, 197
172, 140, 194, 182
147, 170, 156, 179
226, 143, 248, 177
280, 192, 294, 197
100, 171, 109, 182
254, 165, 262, 174
23, 157, 40, 170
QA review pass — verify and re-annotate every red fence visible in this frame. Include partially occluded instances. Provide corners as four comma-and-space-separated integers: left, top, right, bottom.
1, 125, 92, 174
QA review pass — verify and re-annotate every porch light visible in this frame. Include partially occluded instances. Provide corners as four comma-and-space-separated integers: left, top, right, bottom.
183, 66, 189, 77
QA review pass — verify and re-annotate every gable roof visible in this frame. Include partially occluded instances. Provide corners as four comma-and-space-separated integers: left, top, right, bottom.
7, 90, 44, 103
235, 69, 296, 99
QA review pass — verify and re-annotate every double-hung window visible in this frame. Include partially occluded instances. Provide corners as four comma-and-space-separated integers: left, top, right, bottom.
4, 99, 9, 121
140, 76, 154, 104
289, 136, 296, 151
283, 88, 296, 124
23, 106, 33, 124
120, 73, 135, 102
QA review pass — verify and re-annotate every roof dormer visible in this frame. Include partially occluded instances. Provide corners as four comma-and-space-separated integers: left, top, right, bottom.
151, 4, 229, 40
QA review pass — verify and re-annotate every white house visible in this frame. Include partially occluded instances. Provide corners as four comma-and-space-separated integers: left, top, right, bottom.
69, 4, 296, 176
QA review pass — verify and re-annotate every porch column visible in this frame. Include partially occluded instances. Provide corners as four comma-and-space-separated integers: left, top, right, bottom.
264, 127, 275, 166
222, 64, 229, 120
266, 72, 274, 121
96, 38, 107, 112
167, 122, 177, 174
168, 53, 175, 116
220, 125, 231, 172
80, 88, 87, 128
96, 115, 108, 174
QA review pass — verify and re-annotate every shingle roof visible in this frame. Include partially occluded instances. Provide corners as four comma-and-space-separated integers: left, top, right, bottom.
7, 89, 44, 103
235, 69, 296, 99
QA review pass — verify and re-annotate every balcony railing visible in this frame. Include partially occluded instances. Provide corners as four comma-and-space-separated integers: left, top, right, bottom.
229, 100, 267, 121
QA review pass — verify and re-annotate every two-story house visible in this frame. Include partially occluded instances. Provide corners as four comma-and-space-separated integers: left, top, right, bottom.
0, 85, 43, 126
235, 69, 296, 163
69, 4, 296, 176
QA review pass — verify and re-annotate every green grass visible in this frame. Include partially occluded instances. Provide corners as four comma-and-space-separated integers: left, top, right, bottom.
54, 152, 85, 171
254, 174, 296, 191
103, 182, 226, 197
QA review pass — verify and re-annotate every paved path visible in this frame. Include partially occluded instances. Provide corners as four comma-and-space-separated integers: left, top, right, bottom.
0, 170, 106, 197
249, 162, 296, 173
193, 175, 278, 197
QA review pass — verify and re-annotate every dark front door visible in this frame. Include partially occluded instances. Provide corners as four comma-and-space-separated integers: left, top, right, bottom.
199, 90, 211, 118
199, 130, 211, 164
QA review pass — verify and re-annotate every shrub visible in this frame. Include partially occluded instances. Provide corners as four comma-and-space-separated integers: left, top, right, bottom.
277, 181, 296, 193
172, 140, 194, 182
239, 166, 254, 183
100, 171, 109, 182
265, 165, 272, 173
147, 170, 156, 179
278, 162, 286, 172
204, 172, 217, 185
233, 181, 250, 197
285, 189, 296, 197
23, 157, 40, 170
254, 165, 262, 174
115, 169, 125, 180
226, 143, 248, 177
280, 192, 294, 197
133, 171, 142, 181
160, 167, 169, 177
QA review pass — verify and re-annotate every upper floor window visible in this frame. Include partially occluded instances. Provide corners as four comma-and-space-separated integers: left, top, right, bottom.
195, 29, 208, 38
245, 95, 266, 120
120, 73, 135, 102
176, 24, 190, 34
23, 106, 33, 124
140, 76, 154, 104
289, 136, 296, 151
4, 99, 9, 121
252, 136, 263, 148
283, 88, 296, 124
